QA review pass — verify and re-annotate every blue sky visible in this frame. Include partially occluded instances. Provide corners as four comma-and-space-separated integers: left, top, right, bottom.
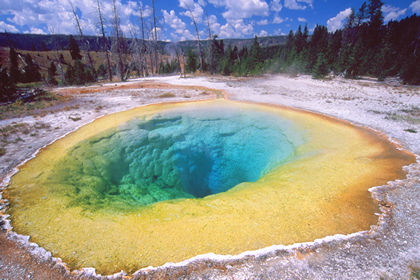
0, 0, 419, 41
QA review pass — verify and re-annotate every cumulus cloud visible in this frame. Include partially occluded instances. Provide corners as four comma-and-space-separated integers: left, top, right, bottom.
180, 2, 204, 24
1, 0, 142, 36
258, 30, 268, 37
298, 17, 306, 22
410, 0, 420, 13
219, 19, 254, 38
207, 0, 224, 7
162, 9, 196, 40
382, 5, 407, 22
219, 0, 269, 19
257, 19, 269, 25
163, 10, 186, 30
24, 27, 47, 34
284, 0, 313, 10
0, 21, 19, 33
270, 0, 283, 12
327, 7, 352, 32
273, 16, 287, 24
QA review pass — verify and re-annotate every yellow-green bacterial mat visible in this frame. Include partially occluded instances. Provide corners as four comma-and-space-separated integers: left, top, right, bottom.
5, 99, 415, 274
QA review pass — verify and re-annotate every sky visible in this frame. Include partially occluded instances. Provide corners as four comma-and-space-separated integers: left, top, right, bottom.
0, 0, 419, 41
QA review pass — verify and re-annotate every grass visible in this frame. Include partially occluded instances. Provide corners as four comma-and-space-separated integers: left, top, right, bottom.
0, 90, 65, 120
157, 93, 176, 98
0, 122, 51, 155
411, 267, 420, 279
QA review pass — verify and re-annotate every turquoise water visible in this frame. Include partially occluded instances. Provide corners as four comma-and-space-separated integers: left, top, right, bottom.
48, 103, 304, 210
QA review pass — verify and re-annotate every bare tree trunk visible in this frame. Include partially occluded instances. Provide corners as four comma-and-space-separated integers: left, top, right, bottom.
111, 0, 126, 81
95, 0, 112, 81
68, 0, 94, 67
138, 2, 148, 76
151, 0, 159, 74
185, 3, 203, 72
205, 10, 214, 74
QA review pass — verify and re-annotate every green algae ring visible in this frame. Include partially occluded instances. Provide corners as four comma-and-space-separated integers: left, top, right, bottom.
5, 99, 415, 275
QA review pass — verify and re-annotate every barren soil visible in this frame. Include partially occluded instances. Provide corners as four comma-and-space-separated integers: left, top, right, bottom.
0, 74, 419, 279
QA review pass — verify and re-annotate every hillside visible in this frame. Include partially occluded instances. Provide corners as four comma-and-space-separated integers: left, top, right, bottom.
0, 32, 287, 53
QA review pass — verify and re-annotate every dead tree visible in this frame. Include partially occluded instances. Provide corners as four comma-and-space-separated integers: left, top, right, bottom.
95, 0, 112, 81
150, 0, 159, 74
68, 0, 94, 67
137, 1, 149, 76
185, 3, 203, 72
111, 0, 127, 81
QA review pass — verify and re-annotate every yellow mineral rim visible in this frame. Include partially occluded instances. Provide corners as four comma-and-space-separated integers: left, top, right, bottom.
5, 99, 415, 275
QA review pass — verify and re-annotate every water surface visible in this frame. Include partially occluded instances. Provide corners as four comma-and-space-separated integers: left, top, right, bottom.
6, 99, 415, 274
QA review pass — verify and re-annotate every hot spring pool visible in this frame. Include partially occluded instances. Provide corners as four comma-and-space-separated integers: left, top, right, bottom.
5, 99, 414, 274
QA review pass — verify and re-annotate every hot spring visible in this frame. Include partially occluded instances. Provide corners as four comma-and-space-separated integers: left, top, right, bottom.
5, 99, 414, 275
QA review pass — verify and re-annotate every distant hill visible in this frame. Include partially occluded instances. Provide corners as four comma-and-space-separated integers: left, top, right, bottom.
0, 32, 287, 54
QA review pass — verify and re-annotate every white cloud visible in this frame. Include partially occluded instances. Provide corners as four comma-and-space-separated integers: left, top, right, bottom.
219, 19, 254, 38
0, 21, 19, 33
181, 3, 204, 24
410, 0, 420, 13
1, 0, 142, 36
163, 10, 187, 30
273, 28, 283, 35
219, 0, 269, 19
163, 9, 198, 41
179, 0, 195, 9
382, 5, 407, 22
24, 27, 47, 34
270, 0, 282, 12
327, 7, 352, 32
273, 16, 287, 23
0, 0, 21, 10
205, 14, 221, 39
258, 30, 268, 37
298, 17, 306, 22
257, 19, 269, 25
207, 0, 224, 7
284, 0, 313, 10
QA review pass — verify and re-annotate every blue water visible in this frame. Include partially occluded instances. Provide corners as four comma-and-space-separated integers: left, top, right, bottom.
50, 102, 304, 209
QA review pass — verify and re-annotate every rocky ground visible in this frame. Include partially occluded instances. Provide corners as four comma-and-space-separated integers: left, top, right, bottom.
0, 74, 419, 279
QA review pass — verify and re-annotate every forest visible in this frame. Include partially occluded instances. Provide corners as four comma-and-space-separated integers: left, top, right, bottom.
0, 0, 419, 103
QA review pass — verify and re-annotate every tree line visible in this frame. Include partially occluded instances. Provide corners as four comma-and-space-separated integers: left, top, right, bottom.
1, 0, 419, 102
269, 0, 419, 84
187, 0, 418, 84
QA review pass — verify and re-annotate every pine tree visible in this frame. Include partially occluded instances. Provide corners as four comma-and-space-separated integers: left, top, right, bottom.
68, 35, 82, 60
221, 44, 235, 76
0, 64, 16, 102
23, 54, 42, 83
312, 54, 329, 79
247, 36, 264, 74
9, 47, 20, 84
186, 49, 197, 73
47, 61, 58, 85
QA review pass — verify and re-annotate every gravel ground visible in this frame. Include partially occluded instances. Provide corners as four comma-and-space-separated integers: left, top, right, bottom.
0, 74, 419, 279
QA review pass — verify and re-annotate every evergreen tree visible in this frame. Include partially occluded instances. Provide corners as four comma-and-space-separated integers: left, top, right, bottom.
47, 61, 58, 85
209, 37, 225, 74
68, 35, 82, 60
9, 47, 20, 84
247, 36, 264, 74
0, 64, 17, 102
307, 25, 329, 72
356, 2, 369, 26
221, 44, 235, 76
186, 49, 197, 73
65, 64, 75, 85
22, 54, 42, 83
312, 54, 329, 79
